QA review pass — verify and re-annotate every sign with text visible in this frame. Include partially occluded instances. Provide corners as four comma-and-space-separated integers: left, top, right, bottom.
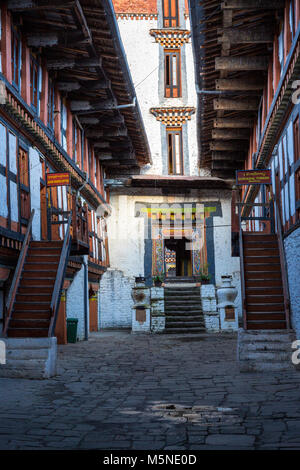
46, 172, 70, 187
236, 169, 271, 185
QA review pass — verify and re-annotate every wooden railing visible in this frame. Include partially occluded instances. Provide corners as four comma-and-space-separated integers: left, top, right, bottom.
237, 201, 275, 331
273, 196, 291, 329
49, 212, 72, 337
71, 195, 88, 248
3, 209, 35, 337
239, 223, 247, 330
238, 201, 275, 234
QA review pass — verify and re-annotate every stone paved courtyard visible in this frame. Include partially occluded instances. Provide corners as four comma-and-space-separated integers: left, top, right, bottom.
1, 330, 300, 450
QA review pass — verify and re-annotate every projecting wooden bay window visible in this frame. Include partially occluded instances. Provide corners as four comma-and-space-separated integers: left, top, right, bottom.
165, 50, 181, 98
163, 0, 179, 27
167, 128, 183, 175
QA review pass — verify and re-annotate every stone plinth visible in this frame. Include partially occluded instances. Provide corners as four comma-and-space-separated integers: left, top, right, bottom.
150, 287, 165, 333
201, 284, 219, 332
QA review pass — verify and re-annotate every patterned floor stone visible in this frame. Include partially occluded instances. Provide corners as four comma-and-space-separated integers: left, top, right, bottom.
0, 330, 299, 449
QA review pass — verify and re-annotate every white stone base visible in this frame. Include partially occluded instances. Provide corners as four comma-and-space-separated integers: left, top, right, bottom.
0, 337, 57, 379
204, 313, 220, 332
219, 307, 239, 331
150, 287, 165, 333
151, 316, 165, 333
132, 307, 151, 333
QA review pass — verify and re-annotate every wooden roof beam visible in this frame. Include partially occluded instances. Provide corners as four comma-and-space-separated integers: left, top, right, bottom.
210, 141, 249, 151
70, 99, 116, 112
216, 77, 265, 91
212, 129, 250, 139
47, 58, 102, 70
214, 98, 259, 110
222, 0, 285, 9
57, 79, 110, 92
88, 127, 128, 138
215, 56, 269, 71
214, 117, 254, 128
212, 160, 244, 170
7, 0, 75, 11
212, 152, 246, 161
79, 115, 124, 126
218, 28, 274, 44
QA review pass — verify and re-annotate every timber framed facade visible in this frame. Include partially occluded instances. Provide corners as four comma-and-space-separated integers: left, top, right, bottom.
0, 0, 150, 343
189, 0, 300, 336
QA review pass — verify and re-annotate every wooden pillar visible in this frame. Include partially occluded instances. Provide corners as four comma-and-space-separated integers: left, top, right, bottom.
273, 36, 281, 92
267, 60, 274, 110
262, 86, 268, 130
284, 0, 292, 62
77, 126, 82, 169
54, 86, 61, 145
83, 137, 88, 174
231, 187, 240, 257
21, 38, 30, 104
89, 283, 99, 332
1, 6, 12, 82
296, 0, 300, 26
91, 147, 95, 186
39, 65, 48, 125
67, 106, 73, 158
55, 289, 67, 345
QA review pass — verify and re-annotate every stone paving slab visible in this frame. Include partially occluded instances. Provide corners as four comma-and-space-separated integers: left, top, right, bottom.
0, 330, 300, 450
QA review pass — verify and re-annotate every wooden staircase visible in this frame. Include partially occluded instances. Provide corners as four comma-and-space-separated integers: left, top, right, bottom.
7, 241, 63, 337
243, 233, 287, 330
3, 210, 72, 339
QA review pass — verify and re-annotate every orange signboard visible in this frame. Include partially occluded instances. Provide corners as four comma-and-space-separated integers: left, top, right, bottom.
46, 172, 70, 187
236, 169, 271, 185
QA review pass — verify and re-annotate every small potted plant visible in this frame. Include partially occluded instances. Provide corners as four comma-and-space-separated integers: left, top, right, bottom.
152, 274, 164, 287
200, 272, 211, 284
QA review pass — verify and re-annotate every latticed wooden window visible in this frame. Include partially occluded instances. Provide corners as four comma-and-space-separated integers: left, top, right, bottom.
163, 0, 179, 27
165, 49, 181, 98
167, 127, 183, 175
294, 116, 300, 220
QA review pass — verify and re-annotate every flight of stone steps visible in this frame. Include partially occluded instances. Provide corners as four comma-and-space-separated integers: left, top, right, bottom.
238, 329, 297, 372
164, 283, 205, 334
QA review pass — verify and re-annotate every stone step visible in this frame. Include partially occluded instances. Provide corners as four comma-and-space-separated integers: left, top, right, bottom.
166, 321, 205, 329
239, 361, 295, 372
244, 341, 293, 352
6, 348, 50, 360
0, 338, 57, 379
239, 351, 291, 361
165, 299, 202, 306
165, 306, 202, 315
239, 330, 295, 343
166, 315, 204, 322
164, 295, 200, 301
164, 327, 206, 334
164, 286, 200, 290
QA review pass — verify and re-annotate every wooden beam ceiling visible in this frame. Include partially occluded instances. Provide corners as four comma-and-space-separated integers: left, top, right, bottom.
189, 0, 283, 177
7, 0, 151, 171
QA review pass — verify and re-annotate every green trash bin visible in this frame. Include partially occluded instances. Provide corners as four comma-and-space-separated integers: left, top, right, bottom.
67, 318, 78, 343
